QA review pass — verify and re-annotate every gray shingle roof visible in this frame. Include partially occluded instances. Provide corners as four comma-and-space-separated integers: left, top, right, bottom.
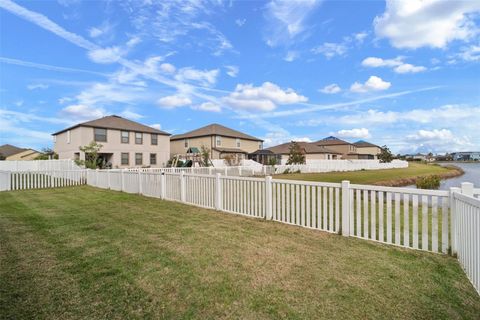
52, 115, 170, 136
354, 140, 379, 148
314, 136, 353, 146
266, 142, 342, 155
0, 144, 27, 157
170, 123, 262, 142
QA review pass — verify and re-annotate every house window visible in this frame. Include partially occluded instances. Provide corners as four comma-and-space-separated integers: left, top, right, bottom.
67, 130, 71, 144
150, 153, 157, 165
121, 153, 129, 165
135, 153, 142, 165
184, 139, 189, 148
236, 138, 241, 148
74, 152, 80, 160
135, 132, 143, 144
259, 142, 263, 150
151, 134, 158, 145
94, 128, 107, 142
216, 135, 221, 146
121, 131, 129, 144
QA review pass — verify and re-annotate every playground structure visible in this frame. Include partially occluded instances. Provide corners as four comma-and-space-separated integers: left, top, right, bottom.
170, 147, 214, 168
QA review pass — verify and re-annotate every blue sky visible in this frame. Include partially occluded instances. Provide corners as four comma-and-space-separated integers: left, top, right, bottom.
0, 0, 479, 154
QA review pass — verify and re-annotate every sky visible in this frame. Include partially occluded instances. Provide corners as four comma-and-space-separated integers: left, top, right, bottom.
0, 0, 479, 154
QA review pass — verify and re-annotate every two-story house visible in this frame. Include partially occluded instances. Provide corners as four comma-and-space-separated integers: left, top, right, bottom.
170, 124, 263, 165
263, 141, 342, 164
52, 115, 171, 168
353, 140, 382, 159
314, 136, 360, 159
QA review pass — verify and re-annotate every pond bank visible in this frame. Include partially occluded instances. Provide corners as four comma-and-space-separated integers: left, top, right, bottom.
373, 164, 464, 187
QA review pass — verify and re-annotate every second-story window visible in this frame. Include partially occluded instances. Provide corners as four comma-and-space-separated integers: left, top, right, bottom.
236, 138, 241, 148
216, 135, 221, 146
121, 131, 129, 144
94, 128, 107, 142
184, 139, 189, 148
151, 134, 158, 145
135, 132, 143, 144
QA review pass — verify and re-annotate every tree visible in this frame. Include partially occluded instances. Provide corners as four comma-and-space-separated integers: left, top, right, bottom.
34, 147, 58, 160
76, 141, 103, 169
200, 145, 211, 167
286, 141, 306, 165
378, 145, 393, 163
0, 153, 5, 160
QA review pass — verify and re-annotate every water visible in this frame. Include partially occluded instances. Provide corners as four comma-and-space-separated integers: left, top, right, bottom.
437, 162, 480, 190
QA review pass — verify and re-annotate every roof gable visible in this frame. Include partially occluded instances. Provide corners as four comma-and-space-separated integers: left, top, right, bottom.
266, 141, 342, 154
0, 144, 27, 157
353, 140, 380, 148
52, 115, 170, 136
314, 136, 353, 146
170, 123, 262, 141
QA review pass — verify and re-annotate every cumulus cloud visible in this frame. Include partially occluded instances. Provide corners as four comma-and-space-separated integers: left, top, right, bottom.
88, 46, 123, 64
264, 0, 321, 46
192, 102, 221, 112
350, 76, 391, 93
224, 82, 308, 111
61, 104, 106, 121
406, 129, 473, 152
362, 56, 426, 74
336, 128, 371, 139
374, 0, 480, 49
311, 42, 347, 58
225, 65, 239, 77
157, 95, 192, 109
320, 83, 341, 94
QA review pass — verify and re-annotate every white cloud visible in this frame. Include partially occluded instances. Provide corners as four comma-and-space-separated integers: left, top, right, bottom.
311, 42, 347, 58
224, 82, 308, 111
374, 0, 480, 49
393, 63, 427, 74
157, 95, 192, 109
88, 46, 123, 64
362, 56, 427, 74
336, 128, 371, 139
225, 65, 239, 77
350, 76, 391, 93
76, 83, 145, 106
0, 57, 107, 76
193, 102, 221, 112
406, 129, 473, 152
354, 31, 368, 43
320, 84, 341, 94
458, 44, 480, 62
284, 51, 299, 62
88, 21, 114, 39
261, 130, 312, 147
61, 104, 106, 121
175, 67, 219, 86
235, 18, 246, 27
160, 63, 176, 74
120, 109, 143, 120
264, 0, 321, 46
27, 83, 49, 90
149, 123, 162, 130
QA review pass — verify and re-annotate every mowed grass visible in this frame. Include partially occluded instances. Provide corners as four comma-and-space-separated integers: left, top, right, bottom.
273, 162, 457, 185
1, 186, 479, 319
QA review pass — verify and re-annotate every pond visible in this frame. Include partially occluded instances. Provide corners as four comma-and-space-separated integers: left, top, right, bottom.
437, 162, 480, 190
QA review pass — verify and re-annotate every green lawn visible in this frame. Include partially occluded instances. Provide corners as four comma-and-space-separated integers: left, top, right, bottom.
1, 186, 479, 319
273, 162, 460, 185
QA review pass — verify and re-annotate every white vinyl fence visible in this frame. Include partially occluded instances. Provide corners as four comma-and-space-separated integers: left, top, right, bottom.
0, 159, 80, 171
0, 170, 87, 191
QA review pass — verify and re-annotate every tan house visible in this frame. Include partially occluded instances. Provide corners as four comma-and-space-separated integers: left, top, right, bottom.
264, 141, 342, 164
170, 124, 263, 165
52, 115, 171, 168
314, 136, 360, 159
0, 144, 42, 160
353, 141, 382, 159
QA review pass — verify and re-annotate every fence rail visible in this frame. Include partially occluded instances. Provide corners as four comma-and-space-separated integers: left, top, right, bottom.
0, 170, 86, 191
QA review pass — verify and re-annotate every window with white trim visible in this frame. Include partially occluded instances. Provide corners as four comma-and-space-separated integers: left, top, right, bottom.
236, 138, 240, 148
216, 135, 221, 146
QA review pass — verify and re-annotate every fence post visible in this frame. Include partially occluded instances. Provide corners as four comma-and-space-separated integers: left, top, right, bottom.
341, 180, 350, 236
180, 171, 186, 202
215, 173, 222, 210
121, 169, 125, 192
7, 171, 12, 191
138, 171, 143, 194
160, 173, 166, 200
450, 186, 461, 255
107, 169, 111, 189
265, 176, 273, 220
461, 182, 474, 197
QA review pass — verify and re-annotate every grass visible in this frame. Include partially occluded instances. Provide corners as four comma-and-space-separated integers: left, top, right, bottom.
273, 162, 462, 186
1, 186, 479, 319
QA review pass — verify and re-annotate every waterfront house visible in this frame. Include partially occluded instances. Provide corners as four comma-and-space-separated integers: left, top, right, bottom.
313, 136, 360, 159
353, 140, 382, 160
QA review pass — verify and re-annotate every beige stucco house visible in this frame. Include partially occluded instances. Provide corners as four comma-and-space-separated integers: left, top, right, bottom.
313, 136, 360, 159
264, 141, 342, 164
0, 144, 42, 160
170, 124, 263, 165
353, 141, 382, 159
52, 115, 171, 168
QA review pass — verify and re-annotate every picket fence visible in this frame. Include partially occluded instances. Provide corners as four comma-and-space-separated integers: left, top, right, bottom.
0, 168, 478, 294
0, 159, 80, 171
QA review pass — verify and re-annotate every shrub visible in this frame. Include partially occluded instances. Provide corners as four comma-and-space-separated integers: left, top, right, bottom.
416, 175, 441, 190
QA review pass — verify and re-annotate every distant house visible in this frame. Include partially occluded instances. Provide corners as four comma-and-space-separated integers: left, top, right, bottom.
353, 140, 382, 160
0, 144, 42, 160
263, 141, 342, 165
313, 136, 359, 159
52, 115, 171, 168
451, 152, 480, 161
170, 124, 263, 165
405, 153, 427, 161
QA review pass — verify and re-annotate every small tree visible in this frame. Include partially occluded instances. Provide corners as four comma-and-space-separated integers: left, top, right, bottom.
286, 141, 306, 165
76, 141, 103, 169
0, 153, 5, 161
416, 175, 441, 190
267, 157, 277, 166
378, 145, 393, 163
34, 147, 58, 160
200, 145, 211, 167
